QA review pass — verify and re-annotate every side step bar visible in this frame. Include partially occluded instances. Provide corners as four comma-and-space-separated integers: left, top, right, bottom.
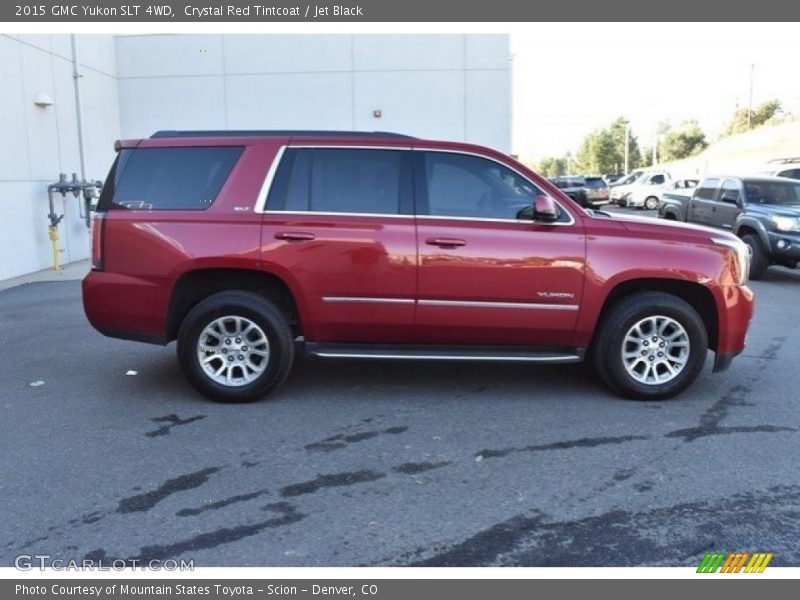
305, 343, 584, 364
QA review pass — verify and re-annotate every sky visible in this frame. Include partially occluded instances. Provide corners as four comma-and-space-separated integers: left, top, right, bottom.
511, 23, 800, 163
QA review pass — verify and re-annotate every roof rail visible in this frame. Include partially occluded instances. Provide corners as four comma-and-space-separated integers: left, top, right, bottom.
150, 130, 416, 139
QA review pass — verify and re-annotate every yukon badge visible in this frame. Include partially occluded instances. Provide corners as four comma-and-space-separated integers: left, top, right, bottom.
537, 291, 575, 299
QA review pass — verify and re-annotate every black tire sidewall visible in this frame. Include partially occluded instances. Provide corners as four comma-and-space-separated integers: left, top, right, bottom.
595, 294, 708, 400
743, 234, 769, 280
177, 292, 294, 402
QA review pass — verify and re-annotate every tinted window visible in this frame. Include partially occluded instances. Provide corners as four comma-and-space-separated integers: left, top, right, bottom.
744, 180, 800, 206
695, 178, 719, 200
419, 152, 557, 221
649, 174, 666, 185
104, 147, 242, 210
720, 179, 740, 203
267, 148, 404, 215
585, 177, 607, 189
778, 169, 800, 180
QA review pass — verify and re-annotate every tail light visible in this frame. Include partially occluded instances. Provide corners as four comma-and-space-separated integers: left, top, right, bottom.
91, 213, 106, 271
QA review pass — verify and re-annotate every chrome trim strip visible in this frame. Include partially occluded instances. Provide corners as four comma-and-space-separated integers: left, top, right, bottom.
418, 299, 579, 311
254, 145, 286, 213
265, 210, 414, 219
311, 351, 582, 363
255, 144, 578, 226
322, 296, 414, 305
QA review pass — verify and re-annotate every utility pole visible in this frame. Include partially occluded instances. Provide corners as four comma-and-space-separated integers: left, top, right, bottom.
624, 121, 630, 174
748, 63, 755, 129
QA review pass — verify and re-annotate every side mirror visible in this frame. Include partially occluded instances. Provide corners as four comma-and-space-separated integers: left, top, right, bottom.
533, 195, 558, 222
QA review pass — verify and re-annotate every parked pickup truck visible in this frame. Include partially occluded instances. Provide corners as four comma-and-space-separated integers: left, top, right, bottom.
83, 131, 753, 402
659, 175, 800, 278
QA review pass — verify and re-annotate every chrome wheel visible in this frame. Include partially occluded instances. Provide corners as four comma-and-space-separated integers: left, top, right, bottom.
196, 316, 270, 387
621, 316, 690, 385
645, 197, 659, 210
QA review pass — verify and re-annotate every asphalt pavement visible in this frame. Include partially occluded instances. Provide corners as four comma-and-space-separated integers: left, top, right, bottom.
1, 218, 799, 567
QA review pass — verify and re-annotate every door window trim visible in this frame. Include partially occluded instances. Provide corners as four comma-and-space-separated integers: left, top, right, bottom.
255, 144, 577, 227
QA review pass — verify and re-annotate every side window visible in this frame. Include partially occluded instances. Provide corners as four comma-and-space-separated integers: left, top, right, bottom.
720, 179, 741, 203
267, 148, 407, 215
649, 174, 666, 185
694, 178, 719, 200
105, 146, 243, 210
778, 168, 800, 180
418, 152, 555, 221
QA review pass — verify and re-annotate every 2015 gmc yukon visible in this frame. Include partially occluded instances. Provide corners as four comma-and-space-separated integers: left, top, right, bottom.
83, 130, 754, 402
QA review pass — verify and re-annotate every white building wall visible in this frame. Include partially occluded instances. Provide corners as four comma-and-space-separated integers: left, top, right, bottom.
0, 34, 120, 281
116, 34, 511, 151
0, 33, 510, 281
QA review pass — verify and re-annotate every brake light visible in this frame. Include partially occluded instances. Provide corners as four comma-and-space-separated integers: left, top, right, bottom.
91, 213, 106, 271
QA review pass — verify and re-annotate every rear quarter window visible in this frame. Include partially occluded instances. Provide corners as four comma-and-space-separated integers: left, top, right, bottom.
99, 146, 243, 211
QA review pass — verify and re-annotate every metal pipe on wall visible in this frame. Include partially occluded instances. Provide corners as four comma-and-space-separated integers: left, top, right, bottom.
70, 34, 87, 181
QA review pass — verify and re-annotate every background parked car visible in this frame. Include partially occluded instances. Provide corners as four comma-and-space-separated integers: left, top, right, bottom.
657, 178, 699, 206
548, 176, 611, 208
603, 173, 624, 184
659, 174, 800, 278
614, 171, 672, 209
609, 170, 668, 202
757, 157, 800, 180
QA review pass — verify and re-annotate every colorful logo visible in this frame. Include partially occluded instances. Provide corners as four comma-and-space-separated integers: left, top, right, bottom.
697, 552, 773, 573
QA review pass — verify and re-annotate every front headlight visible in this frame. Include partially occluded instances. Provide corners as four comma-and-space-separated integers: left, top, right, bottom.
771, 216, 800, 232
712, 237, 750, 285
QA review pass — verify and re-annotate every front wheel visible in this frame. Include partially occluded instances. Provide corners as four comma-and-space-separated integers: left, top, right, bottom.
644, 196, 659, 210
177, 291, 295, 402
592, 292, 708, 400
742, 234, 769, 280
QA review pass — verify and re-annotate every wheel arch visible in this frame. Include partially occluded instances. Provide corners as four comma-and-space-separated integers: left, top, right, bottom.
591, 278, 719, 352
166, 268, 303, 342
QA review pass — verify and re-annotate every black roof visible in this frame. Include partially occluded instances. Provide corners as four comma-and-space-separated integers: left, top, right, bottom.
150, 130, 415, 139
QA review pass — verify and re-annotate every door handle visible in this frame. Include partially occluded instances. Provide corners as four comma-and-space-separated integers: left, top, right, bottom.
425, 237, 466, 248
275, 231, 315, 242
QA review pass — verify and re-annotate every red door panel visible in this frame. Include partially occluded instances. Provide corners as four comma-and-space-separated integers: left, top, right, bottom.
262, 214, 417, 343
415, 218, 585, 346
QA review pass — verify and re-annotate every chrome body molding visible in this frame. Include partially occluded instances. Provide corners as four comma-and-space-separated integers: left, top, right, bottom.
322, 296, 579, 311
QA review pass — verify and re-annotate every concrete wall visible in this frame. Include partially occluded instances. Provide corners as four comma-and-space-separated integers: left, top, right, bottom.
0, 34, 120, 280
115, 34, 511, 152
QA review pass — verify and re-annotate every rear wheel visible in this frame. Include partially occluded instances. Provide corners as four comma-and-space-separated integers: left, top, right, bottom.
592, 292, 708, 400
742, 233, 769, 280
177, 291, 294, 402
644, 196, 659, 210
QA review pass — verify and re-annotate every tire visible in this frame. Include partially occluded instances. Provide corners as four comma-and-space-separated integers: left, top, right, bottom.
177, 291, 294, 403
742, 233, 769, 280
644, 196, 659, 210
592, 291, 708, 400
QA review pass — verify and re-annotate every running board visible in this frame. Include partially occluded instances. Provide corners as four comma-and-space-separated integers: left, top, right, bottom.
305, 343, 584, 364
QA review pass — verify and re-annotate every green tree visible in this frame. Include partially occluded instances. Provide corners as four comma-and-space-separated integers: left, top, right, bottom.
660, 120, 708, 161
536, 156, 568, 177
723, 99, 782, 136
573, 117, 641, 174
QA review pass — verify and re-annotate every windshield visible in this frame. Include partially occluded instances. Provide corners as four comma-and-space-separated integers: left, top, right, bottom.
744, 180, 800, 206
616, 172, 641, 186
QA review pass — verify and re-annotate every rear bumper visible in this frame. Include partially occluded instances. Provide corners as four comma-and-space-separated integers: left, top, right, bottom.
82, 270, 172, 345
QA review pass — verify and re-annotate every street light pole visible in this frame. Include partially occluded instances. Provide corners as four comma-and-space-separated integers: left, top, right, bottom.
748, 63, 755, 129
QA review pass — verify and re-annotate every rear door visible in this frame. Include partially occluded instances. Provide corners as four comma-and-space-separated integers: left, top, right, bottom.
688, 178, 720, 224
261, 146, 418, 343
413, 150, 585, 347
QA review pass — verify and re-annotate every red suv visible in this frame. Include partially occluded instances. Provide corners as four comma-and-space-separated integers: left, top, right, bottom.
83, 130, 754, 402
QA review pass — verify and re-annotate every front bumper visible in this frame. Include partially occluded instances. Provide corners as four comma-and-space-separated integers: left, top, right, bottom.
713, 284, 754, 368
766, 230, 800, 262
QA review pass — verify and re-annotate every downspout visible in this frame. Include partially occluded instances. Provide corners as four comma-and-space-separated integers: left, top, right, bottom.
70, 34, 87, 181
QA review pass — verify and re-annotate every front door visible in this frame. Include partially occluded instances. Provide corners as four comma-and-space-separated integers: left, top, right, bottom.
413, 150, 586, 347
